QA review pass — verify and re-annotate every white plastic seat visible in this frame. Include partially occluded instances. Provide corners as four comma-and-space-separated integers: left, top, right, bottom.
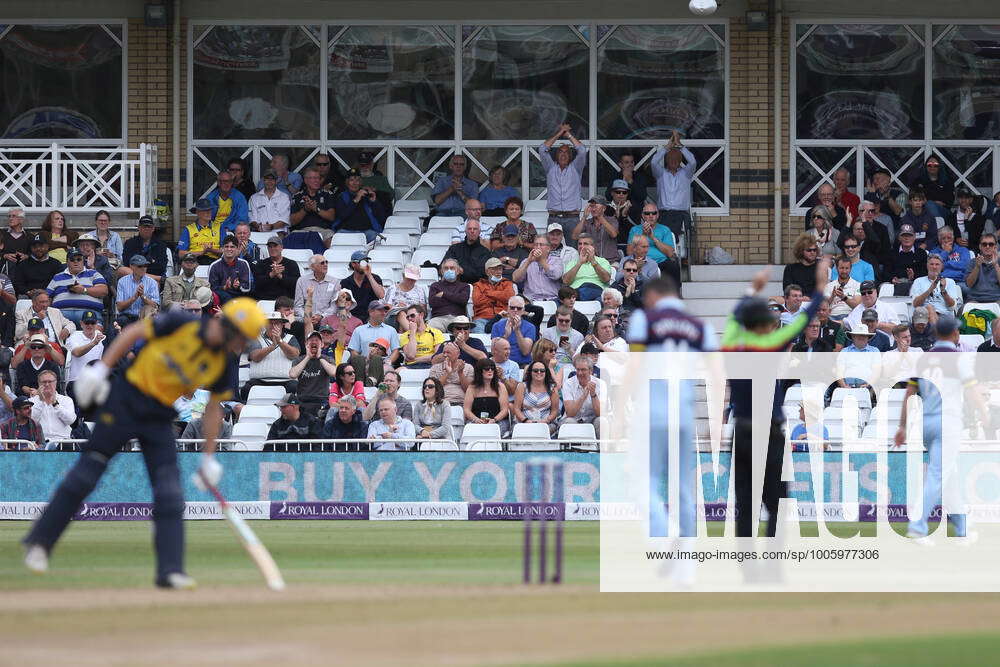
428, 216, 464, 229
418, 230, 454, 247
469, 332, 491, 348
397, 386, 423, 402
330, 232, 370, 248
282, 248, 313, 264
325, 247, 356, 265
232, 421, 269, 451
557, 423, 596, 441
393, 200, 430, 215
384, 215, 422, 233
574, 301, 602, 318
783, 383, 803, 406
398, 367, 430, 386
369, 246, 405, 266
419, 266, 439, 280
411, 247, 447, 268
250, 231, 272, 246
257, 300, 276, 316
460, 423, 502, 449
830, 387, 872, 410
247, 385, 286, 406
539, 300, 557, 317
239, 404, 280, 423
960, 334, 985, 348
194, 265, 210, 279
379, 230, 413, 248
480, 216, 506, 226
963, 302, 1000, 318
450, 404, 465, 426
363, 386, 378, 403
418, 441, 459, 451
510, 422, 552, 441
524, 199, 548, 212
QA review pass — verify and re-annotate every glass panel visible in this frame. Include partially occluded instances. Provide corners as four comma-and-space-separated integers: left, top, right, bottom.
863, 146, 925, 190
0, 24, 123, 139
328, 26, 454, 141
796, 24, 923, 140
689, 147, 725, 208
796, 147, 853, 206
596, 146, 656, 203
463, 147, 523, 193
193, 26, 321, 141
597, 25, 726, 140
933, 25, 1000, 140
463, 25, 589, 141
936, 147, 994, 192
395, 147, 452, 201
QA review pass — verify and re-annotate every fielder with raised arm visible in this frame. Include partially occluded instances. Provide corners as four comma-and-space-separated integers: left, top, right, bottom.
23, 298, 266, 589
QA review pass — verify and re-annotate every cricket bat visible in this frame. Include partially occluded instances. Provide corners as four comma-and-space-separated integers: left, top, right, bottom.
199, 472, 286, 591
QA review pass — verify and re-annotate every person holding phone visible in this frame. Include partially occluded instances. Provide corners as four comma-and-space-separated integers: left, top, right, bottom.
540, 305, 583, 366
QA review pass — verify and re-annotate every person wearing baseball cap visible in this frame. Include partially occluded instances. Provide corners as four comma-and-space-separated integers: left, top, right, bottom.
339, 249, 385, 319
490, 223, 530, 282
49, 243, 110, 326
179, 198, 222, 265
334, 168, 388, 243
345, 299, 399, 386
885, 222, 928, 287
250, 234, 300, 301
121, 215, 168, 283
573, 194, 620, 263
604, 151, 651, 225
472, 257, 515, 333
606, 178, 640, 226
266, 393, 322, 450
13, 232, 61, 297
863, 166, 904, 225
354, 150, 393, 207
13, 316, 66, 367
248, 168, 291, 234
545, 220, 580, 268
115, 255, 160, 323
0, 395, 44, 450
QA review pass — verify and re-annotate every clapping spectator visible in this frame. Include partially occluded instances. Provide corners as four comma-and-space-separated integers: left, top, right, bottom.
605, 151, 651, 228
562, 235, 612, 301
415, 376, 453, 442
540, 124, 587, 240
512, 236, 563, 305
561, 354, 606, 437
513, 361, 560, 435
911, 255, 961, 323
965, 233, 1000, 303
116, 255, 161, 322
489, 295, 536, 366
208, 236, 252, 305
367, 396, 417, 451
463, 358, 509, 430
611, 259, 645, 315
887, 224, 928, 285
651, 130, 697, 239
573, 196, 619, 264
241, 312, 300, 402
29, 370, 75, 445
606, 179, 637, 228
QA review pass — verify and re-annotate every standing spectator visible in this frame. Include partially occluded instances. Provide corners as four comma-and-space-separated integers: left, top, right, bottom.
208, 236, 252, 304
427, 259, 471, 331
430, 342, 470, 405
626, 205, 677, 282
205, 170, 249, 240
15, 234, 63, 297
911, 155, 954, 219
783, 234, 820, 294
252, 235, 300, 301
362, 371, 413, 421
513, 236, 563, 305
932, 226, 973, 282
121, 216, 169, 284
562, 235, 613, 301
491, 224, 531, 280
327, 361, 366, 409
15, 291, 73, 343
489, 295, 536, 366
47, 249, 109, 325
463, 358, 510, 429
561, 355, 607, 437
396, 304, 446, 369
347, 301, 400, 385
572, 196, 620, 264
115, 255, 161, 322
265, 394, 322, 452
832, 168, 861, 219
823, 256, 862, 320
29, 370, 75, 445
449, 199, 491, 245
541, 306, 583, 367
90, 209, 124, 268
651, 130, 696, 239
2, 208, 30, 264
415, 376, 453, 442
912, 256, 961, 323
513, 361, 560, 435
472, 258, 515, 333
65, 312, 105, 400
16, 335, 61, 396
807, 206, 840, 257
340, 250, 386, 319
290, 332, 336, 418
479, 166, 519, 216
488, 198, 536, 251
178, 199, 222, 265
546, 223, 579, 270
887, 224, 929, 285
333, 169, 388, 242
249, 169, 292, 233
226, 156, 256, 201
965, 234, 1000, 303
1, 396, 43, 449
241, 312, 301, 402
162, 254, 209, 310
367, 396, 416, 451
355, 151, 393, 208
606, 179, 638, 228
383, 264, 429, 331
605, 151, 651, 228
540, 123, 587, 241
431, 154, 478, 216
289, 168, 336, 235
257, 154, 302, 197
442, 220, 492, 285
322, 395, 367, 445
293, 254, 337, 319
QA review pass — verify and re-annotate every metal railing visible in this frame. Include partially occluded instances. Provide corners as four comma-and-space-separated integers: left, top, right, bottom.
0, 143, 157, 215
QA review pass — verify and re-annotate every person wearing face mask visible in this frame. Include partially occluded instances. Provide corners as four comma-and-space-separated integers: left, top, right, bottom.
472, 258, 515, 333
427, 259, 472, 332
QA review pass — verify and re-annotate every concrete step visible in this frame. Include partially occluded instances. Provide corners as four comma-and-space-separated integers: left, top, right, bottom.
682, 281, 782, 300
689, 264, 781, 283
704, 316, 728, 334
685, 299, 741, 317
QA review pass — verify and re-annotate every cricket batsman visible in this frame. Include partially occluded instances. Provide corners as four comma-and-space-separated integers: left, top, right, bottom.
22, 298, 266, 589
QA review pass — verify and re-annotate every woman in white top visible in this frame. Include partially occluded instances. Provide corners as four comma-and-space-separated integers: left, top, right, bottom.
383, 264, 429, 330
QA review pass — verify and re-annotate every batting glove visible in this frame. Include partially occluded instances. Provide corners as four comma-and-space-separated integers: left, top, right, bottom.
74, 361, 111, 409
193, 455, 223, 492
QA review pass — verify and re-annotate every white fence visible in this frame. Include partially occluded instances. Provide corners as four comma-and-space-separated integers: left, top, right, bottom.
0, 143, 157, 215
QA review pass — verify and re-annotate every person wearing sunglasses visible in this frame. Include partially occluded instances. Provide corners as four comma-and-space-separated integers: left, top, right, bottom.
829, 234, 875, 284
610, 258, 646, 317
783, 233, 821, 294
226, 157, 256, 201
489, 295, 537, 366
513, 362, 560, 435
463, 358, 509, 429
293, 254, 337, 321
395, 304, 445, 369
965, 232, 1000, 303
804, 182, 847, 232
15, 333, 62, 397
415, 376, 453, 443
841, 280, 900, 337
324, 360, 364, 416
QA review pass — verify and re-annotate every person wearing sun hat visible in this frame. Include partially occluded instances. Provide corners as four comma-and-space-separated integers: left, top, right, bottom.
240, 311, 301, 402
382, 263, 429, 331
836, 322, 882, 392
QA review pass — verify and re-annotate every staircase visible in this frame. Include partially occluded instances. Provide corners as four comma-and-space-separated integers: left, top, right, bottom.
684, 265, 784, 334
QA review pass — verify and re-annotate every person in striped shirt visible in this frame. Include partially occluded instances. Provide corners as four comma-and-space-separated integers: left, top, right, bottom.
46, 248, 109, 326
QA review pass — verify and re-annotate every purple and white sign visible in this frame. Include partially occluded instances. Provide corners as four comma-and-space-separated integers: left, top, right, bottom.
468, 502, 565, 521
268, 501, 369, 520
369, 502, 467, 520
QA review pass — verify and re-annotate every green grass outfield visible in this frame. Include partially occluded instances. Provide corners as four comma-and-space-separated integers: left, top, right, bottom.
1, 521, 997, 665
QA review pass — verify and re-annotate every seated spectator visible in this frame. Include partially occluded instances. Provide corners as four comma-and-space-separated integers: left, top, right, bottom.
492, 224, 531, 280
832, 167, 861, 218
1, 207, 28, 266
789, 404, 829, 452
480, 336, 521, 397
513, 360, 561, 435
815, 300, 842, 346
531, 338, 562, 391
294, 254, 337, 319
899, 188, 938, 250
354, 151, 393, 209
611, 259, 645, 316
838, 220, 884, 274
314, 288, 363, 363
384, 264, 429, 331
258, 153, 302, 197
908, 307, 937, 351
605, 151, 650, 227
562, 234, 612, 302
13, 319, 65, 367
327, 361, 365, 409
619, 235, 660, 284
561, 354, 607, 437
0, 270, 13, 347
449, 199, 492, 245
823, 256, 861, 321
807, 206, 840, 257
249, 169, 291, 233
978, 320, 1000, 353
463, 358, 510, 430
227, 156, 256, 201
1, 396, 43, 450
340, 250, 386, 320
16, 290, 74, 344
120, 216, 168, 284
16, 335, 61, 396
264, 393, 322, 452
886, 224, 928, 286
116, 255, 161, 323
347, 300, 400, 386
74, 233, 115, 291
606, 178, 638, 228
240, 312, 301, 402
252, 235, 300, 301
443, 219, 492, 285
432, 154, 478, 217
395, 304, 446, 368
311, 152, 344, 193
334, 169, 388, 242
29, 370, 75, 444
836, 308, 891, 352
489, 198, 536, 251
964, 233, 1000, 303
173, 387, 210, 436
367, 396, 417, 451
208, 236, 252, 305
513, 236, 563, 305
415, 376, 453, 442
430, 342, 471, 405
832, 235, 875, 284
233, 222, 258, 265
546, 222, 579, 269
480, 166, 519, 216
601, 288, 623, 317
162, 254, 210, 310
65, 311, 104, 399
14, 234, 62, 298
431, 317, 487, 365
844, 282, 900, 333
322, 395, 368, 446
835, 325, 882, 390
205, 170, 249, 240
178, 199, 222, 265
489, 295, 536, 366
580, 314, 628, 383
47, 249, 109, 326
290, 331, 336, 417
276, 295, 306, 349
911, 254, 961, 323
362, 371, 413, 421
546, 286, 589, 335
783, 234, 820, 293
627, 205, 677, 280
949, 186, 988, 249
90, 209, 125, 267
883, 324, 923, 381
932, 226, 972, 282
289, 167, 335, 237
779, 284, 806, 326
427, 259, 472, 331
472, 258, 515, 333
791, 318, 832, 354
542, 306, 584, 367
911, 155, 953, 219
38, 210, 78, 266
572, 196, 619, 264
805, 182, 848, 231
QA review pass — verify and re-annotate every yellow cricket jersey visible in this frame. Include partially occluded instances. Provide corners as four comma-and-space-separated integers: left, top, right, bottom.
399, 327, 446, 364
213, 197, 232, 227
125, 312, 237, 407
